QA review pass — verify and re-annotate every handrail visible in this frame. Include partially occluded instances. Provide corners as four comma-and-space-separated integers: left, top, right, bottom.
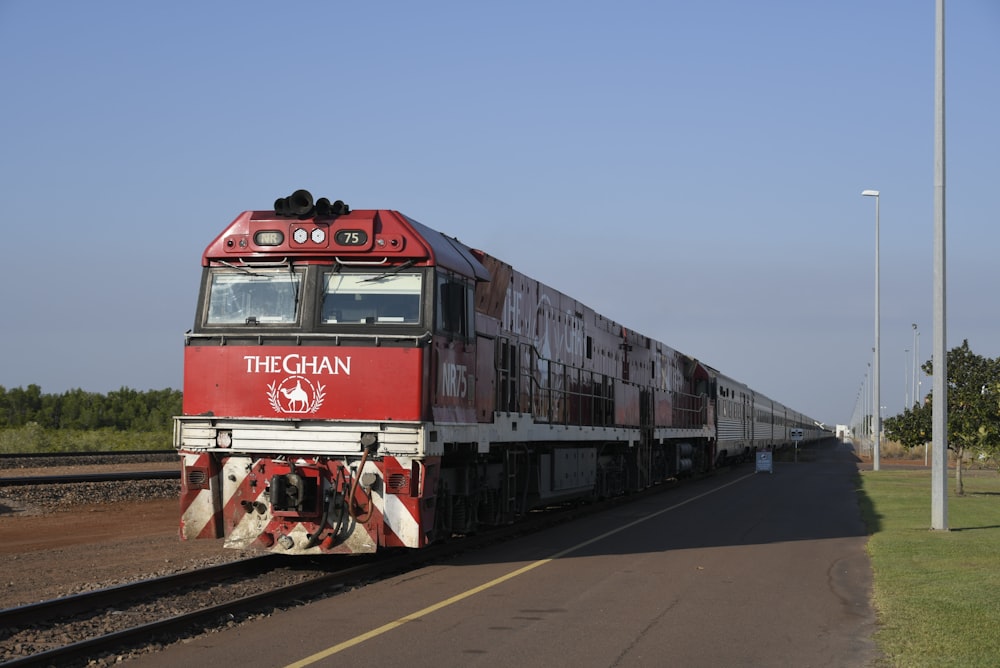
516, 342, 615, 427
185, 331, 432, 345
513, 341, 706, 430
217, 258, 290, 268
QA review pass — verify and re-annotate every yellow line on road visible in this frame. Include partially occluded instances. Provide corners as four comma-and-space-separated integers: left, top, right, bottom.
285, 473, 752, 668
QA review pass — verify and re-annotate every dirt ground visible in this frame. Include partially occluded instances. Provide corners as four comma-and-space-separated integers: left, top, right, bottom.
0, 498, 245, 609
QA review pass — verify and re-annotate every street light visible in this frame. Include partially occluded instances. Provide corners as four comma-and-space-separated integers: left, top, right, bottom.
912, 323, 919, 406
861, 362, 872, 452
862, 189, 881, 471
904, 348, 910, 409
931, 0, 947, 530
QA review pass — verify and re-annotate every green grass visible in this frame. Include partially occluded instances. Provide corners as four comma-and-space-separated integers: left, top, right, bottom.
859, 469, 1000, 667
0, 425, 173, 453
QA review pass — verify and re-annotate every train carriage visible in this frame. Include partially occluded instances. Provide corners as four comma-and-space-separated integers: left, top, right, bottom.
752, 393, 775, 452
712, 371, 754, 465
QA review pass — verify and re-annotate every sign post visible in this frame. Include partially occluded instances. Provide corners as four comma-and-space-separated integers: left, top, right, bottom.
791, 428, 803, 463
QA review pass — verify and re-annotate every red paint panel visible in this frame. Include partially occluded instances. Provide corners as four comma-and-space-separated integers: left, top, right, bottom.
179, 451, 222, 540
183, 345, 423, 420
431, 339, 477, 423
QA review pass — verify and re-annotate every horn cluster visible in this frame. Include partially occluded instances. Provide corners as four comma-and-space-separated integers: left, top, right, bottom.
273, 189, 350, 218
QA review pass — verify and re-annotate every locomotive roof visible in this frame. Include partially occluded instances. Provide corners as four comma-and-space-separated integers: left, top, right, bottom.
401, 213, 491, 281
202, 207, 490, 282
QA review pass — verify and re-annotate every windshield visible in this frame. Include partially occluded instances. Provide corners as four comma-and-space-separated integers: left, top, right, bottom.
321, 272, 422, 325
205, 269, 301, 325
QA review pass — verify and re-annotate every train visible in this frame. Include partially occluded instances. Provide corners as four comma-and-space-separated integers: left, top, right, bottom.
174, 189, 827, 555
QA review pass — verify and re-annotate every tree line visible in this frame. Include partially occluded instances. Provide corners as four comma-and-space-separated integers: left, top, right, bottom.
0, 385, 181, 432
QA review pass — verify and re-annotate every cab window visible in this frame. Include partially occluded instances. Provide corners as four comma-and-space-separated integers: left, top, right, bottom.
320, 271, 422, 325
205, 268, 302, 326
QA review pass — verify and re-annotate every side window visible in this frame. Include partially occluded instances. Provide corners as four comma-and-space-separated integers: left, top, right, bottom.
437, 273, 473, 339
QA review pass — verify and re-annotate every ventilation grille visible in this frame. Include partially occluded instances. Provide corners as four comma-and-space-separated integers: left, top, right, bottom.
386, 472, 409, 493
186, 468, 210, 489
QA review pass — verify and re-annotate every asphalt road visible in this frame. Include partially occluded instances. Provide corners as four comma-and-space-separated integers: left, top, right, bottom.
136, 441, 877, 668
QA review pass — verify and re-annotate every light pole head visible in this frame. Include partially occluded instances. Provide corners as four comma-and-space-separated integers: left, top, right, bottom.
861, 189, 880, 197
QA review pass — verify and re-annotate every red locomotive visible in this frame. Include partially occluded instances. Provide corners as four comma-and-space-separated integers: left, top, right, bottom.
175, 190, 823, 555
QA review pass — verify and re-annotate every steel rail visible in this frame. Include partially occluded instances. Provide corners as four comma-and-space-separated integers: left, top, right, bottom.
0, 470, 180, 485
0, 556, 278, 629
0, 450, 174, 460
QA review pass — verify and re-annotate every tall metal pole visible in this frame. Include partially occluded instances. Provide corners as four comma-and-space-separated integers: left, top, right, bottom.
863, 190, 881, 471
856, 383, 863, 441
912, 323, 919, 407
863, 368, 868, 450
904, 349, 910, 410
862, 371, 868, 452
875, 200, 881, 471
931, 0, 948, 530
866, 362, 872, 455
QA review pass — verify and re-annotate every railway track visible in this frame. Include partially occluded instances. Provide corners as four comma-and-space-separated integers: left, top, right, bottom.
0, 470, 179, 485
0, 450, 175, 467
0, 554, 385, 667
0, 453, 180, 517
0, 450, 179, 485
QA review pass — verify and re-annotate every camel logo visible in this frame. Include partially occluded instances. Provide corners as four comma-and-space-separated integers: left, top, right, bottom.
266, 376, 326, 414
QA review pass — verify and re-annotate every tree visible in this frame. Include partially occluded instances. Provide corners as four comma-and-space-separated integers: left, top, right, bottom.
884, 340, 1000, 495
0, 384, 43, 426
883, 400, 931, 449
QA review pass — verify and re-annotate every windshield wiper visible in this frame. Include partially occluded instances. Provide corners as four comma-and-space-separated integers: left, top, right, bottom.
362, 259, 416, 282
218, 260, 266, 277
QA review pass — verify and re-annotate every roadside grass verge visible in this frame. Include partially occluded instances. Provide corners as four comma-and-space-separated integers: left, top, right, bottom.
858, 469, 1000, 667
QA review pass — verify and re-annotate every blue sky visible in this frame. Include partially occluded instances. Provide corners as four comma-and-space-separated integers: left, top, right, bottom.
1, 1, 997, 428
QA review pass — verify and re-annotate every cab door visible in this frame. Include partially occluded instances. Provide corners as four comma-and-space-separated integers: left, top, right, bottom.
431, 272, 477, 423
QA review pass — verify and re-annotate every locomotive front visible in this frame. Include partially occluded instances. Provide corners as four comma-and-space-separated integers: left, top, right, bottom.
175, 190, 486, 554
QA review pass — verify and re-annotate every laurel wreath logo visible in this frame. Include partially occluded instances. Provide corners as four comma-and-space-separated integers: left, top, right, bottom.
266, 377, 326, 414
267, 382, 282, 413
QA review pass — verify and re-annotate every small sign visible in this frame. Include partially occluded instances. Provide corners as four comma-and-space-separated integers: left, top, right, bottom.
791, 428, 803, 442
755, 451, 773, 474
